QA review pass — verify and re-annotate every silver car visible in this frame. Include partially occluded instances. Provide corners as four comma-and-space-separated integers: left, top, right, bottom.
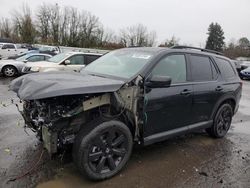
0, 53, 52, 77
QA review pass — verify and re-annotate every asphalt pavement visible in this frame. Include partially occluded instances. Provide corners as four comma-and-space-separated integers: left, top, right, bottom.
0, 76, 250, 188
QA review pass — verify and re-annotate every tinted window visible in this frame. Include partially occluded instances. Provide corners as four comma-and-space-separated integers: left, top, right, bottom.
68, 55, 85, 65
27, 55, 45, 62
2, 44, 15, 49
216, 58, 236, 79
190, 55, 216, 81
85, 55, 100, 65
152, 54, 187, 83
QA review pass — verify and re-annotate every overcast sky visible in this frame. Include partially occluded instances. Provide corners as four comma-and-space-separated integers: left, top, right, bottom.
0, 0, 249, 46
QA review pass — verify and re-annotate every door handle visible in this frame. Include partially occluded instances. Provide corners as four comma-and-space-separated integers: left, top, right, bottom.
180, 89, 191, 95
215, 86, 223, 91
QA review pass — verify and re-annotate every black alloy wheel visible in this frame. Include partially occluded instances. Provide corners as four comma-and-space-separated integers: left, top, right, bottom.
73, 120, 133, 180
206, 103, 233, 138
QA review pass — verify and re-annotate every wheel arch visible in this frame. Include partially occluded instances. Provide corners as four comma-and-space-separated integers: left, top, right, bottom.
1, 64, 18, 75
210, 96, 236, 120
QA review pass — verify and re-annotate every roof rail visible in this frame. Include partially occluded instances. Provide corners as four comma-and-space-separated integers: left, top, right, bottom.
171, 46, 223, 55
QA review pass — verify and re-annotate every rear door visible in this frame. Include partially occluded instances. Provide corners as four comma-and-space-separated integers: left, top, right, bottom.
144, 53, 193, 137
189, 54, 223, 123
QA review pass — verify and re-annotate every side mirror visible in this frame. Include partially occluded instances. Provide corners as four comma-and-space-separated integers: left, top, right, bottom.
145, 75, 172, 88
64, 60, 70, 65
23, 60, 28, 63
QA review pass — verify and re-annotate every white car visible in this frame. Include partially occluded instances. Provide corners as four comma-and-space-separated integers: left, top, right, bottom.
0, 43, 28, 59
22, 52, 102, 73
0, 53, 52, 77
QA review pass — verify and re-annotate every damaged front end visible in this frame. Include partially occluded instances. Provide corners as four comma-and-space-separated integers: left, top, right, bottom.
19, 78, 144, 155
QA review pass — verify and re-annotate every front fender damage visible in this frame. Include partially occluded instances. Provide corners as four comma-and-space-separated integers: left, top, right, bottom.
17, 76, 144, 155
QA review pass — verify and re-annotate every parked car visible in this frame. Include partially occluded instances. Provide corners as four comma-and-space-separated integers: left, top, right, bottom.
10, 46, 242, 180
239, 67, 250, 79
39, 45, 61, 56
0, 53, 52, 77
240, 61, 250, 70
0, 43, 28, 60
7, 50, 40, 60
22, 52, 102, 74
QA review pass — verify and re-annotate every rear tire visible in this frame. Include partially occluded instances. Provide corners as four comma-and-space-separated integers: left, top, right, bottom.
206, 104, 233, 138
2, 65, 17, 77
73, 120, 133, 180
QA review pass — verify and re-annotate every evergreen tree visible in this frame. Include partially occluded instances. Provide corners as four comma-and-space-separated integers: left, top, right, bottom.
205, 22, 225, 52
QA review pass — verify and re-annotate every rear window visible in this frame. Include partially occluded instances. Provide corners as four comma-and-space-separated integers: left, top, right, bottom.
216, 58, 236, 79
190, 55, 217, 81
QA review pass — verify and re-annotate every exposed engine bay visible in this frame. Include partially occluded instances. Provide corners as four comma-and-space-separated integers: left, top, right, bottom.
20, 79, 144, 155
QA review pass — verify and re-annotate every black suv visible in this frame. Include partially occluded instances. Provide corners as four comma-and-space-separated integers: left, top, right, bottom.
10, 46, 242, 180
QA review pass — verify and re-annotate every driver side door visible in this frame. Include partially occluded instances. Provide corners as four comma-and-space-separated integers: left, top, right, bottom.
64, 55, 85, 72
144, 53, 193, 140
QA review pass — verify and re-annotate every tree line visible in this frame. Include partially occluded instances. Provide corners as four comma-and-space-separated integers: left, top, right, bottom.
0, 3, 249, 58
0, 3, 157, 49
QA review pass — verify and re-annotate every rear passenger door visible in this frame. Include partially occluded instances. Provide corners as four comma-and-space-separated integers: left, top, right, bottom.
189, 54, 223, 123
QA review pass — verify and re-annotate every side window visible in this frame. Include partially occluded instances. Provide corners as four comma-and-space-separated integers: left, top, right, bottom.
216, 58, 236, 79
27, 55, 45, 62
6, 44, 15, 49
152, 54, 187, 83
68, 55, 85, 65
85, 55, 100, 65
44, 56, 51, 60
190, 55, 217, 81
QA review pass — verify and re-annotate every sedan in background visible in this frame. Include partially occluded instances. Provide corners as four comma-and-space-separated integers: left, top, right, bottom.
0, 53, 52, 77
22, 52, 102, 74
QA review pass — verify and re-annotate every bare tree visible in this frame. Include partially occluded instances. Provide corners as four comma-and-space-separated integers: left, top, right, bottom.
49, 4, 60, 44
12, 4, 36, 44
119, 24, 156, 47
159, 36, 180, 47
78, 11, 101, 47
0, 18, 12, 38
36, 3, 50, 43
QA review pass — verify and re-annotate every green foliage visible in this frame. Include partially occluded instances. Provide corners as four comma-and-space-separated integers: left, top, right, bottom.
205, 23, 225, 52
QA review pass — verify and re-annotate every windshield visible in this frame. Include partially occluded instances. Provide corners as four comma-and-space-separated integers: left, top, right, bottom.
16, 54, 31, 61
83, 49, 154, 79
47, 53, 68, 63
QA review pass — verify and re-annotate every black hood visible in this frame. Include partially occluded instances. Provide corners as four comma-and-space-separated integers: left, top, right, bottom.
10, 72, 125, 100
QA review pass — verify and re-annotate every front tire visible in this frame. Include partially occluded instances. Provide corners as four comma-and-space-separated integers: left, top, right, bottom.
73, 120, 133, 180
206, 104, 233, 138
2, 65, 17, 77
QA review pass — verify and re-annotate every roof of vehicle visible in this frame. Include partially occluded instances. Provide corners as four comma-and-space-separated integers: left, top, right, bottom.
125, 46, 229, 60
27, 53, 52, 57
0, 43, 15, 45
